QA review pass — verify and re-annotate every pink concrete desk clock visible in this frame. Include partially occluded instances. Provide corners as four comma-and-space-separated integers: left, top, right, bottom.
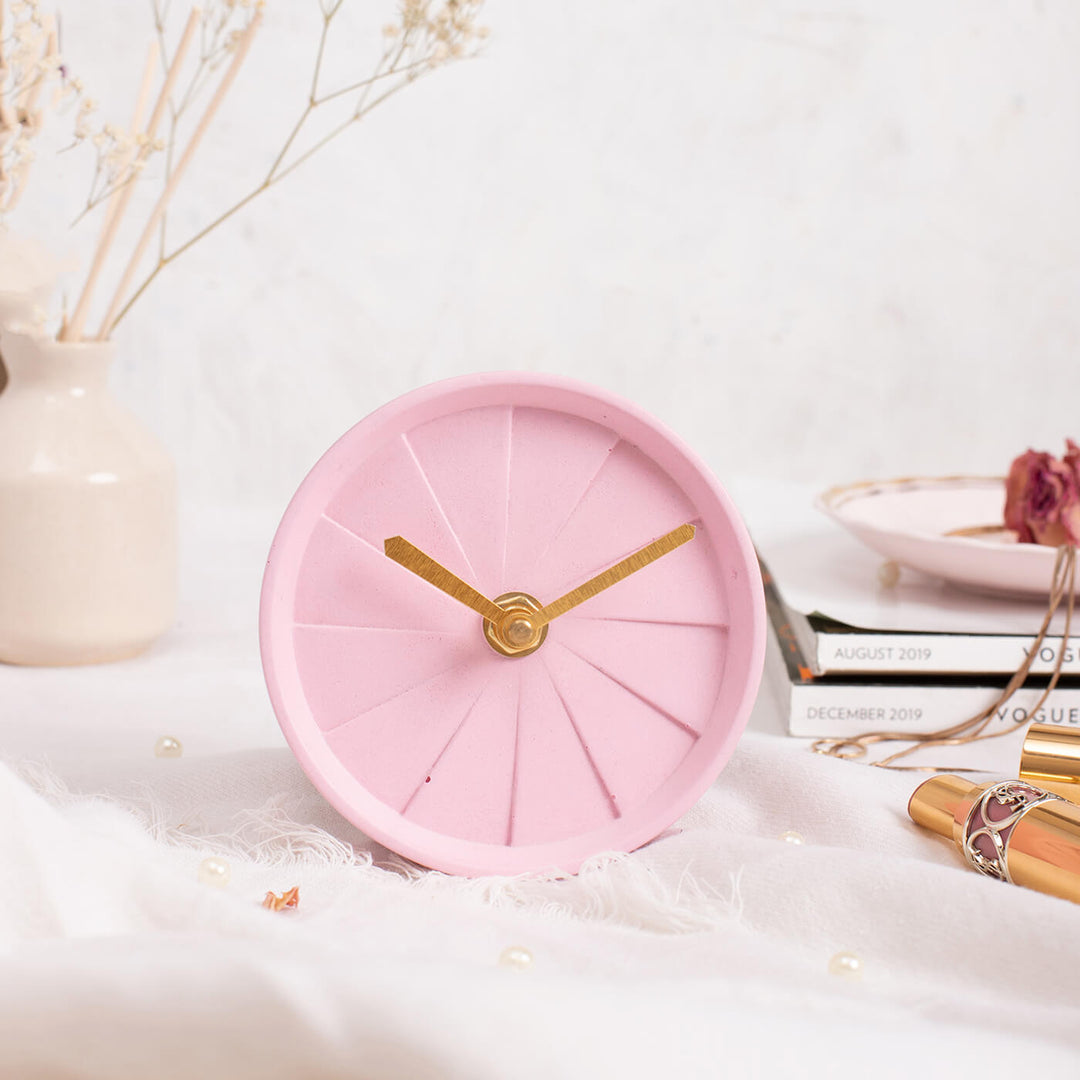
260, 374, 765, 876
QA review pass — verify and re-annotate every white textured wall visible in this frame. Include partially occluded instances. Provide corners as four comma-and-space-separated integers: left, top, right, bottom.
15, 1, 1080, 505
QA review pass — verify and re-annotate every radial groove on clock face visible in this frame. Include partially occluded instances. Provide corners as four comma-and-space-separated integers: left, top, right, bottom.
403, 406, 512, 590
555, 620, 728, 729
295, 517, 465, 632
541, 645, 701, 813
263, 377, 764, 875
325, 664, 485, 812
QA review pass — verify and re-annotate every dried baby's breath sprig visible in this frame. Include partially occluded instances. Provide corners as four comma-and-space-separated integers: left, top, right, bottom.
100, 0, 486, 336
64, 2, 264, 340
0, 1, 69, 216
94, 6, 262, 339
61, 9, 203, 342
58, 45, 160, 340
67, 102, 168, 229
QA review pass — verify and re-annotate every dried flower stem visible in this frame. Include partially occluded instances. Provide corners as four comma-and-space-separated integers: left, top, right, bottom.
61, 40, 160, 341
61, 8, 199, 341
88, 0, 484, 334
97, 7, 262, 341
107, 1, 479, 333
1, 7, 63, 216
103, 39, 162, 229
151, 0, 259, 262
18, 18, 52, 114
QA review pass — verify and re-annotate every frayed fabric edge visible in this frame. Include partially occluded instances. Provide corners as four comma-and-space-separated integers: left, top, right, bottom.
12, 760, 743, 935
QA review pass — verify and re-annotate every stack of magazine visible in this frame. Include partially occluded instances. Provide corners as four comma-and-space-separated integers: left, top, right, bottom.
756, 535, 1080, 741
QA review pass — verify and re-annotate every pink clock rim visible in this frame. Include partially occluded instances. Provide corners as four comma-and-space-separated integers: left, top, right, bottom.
260, 371, 766, 877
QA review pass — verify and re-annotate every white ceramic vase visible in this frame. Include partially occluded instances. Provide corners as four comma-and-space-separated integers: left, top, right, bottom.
0, 232, 62, 394
0, 328, 177, 665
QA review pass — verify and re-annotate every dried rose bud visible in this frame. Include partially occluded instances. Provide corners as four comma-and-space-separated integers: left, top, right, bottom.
1065, 439, 1080, 479
1004, 444, 1080, 546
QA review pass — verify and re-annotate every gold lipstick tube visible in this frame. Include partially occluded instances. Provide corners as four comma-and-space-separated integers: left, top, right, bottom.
909, 774, 1080, 904
1019, 723, 1080, 802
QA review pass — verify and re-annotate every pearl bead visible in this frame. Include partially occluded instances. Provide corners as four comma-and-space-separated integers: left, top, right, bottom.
198, 856, 231, 888
498, 945, 534, 971
154, 735, 183, 759
828, 951, 863, 980
779, 830, 804, 845
877, 561, 900, 588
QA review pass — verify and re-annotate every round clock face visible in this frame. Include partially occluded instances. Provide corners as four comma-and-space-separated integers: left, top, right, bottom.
260, 374, 764, 876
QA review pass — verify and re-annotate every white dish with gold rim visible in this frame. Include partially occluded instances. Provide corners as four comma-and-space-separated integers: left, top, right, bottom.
816, 475, 1069, 598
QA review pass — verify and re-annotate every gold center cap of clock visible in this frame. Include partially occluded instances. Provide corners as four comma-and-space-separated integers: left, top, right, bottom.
484, 592, 547, 658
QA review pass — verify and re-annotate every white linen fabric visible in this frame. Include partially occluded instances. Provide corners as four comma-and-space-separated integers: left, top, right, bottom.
1, 506, 1078, 1078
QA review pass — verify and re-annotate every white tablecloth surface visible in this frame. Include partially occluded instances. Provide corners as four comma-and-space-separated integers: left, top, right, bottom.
1, 497, 1078, 1079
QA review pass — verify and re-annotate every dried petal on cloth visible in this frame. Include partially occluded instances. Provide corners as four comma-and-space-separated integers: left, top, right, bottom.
262, 886, 300, 912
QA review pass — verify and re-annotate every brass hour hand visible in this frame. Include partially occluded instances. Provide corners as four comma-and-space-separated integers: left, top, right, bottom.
384, 536, 504, 623
531, 522, 696, 629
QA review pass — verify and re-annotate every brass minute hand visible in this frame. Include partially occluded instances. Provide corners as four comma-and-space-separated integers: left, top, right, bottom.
531, 522, 696, 629
384, 536, 504, 623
